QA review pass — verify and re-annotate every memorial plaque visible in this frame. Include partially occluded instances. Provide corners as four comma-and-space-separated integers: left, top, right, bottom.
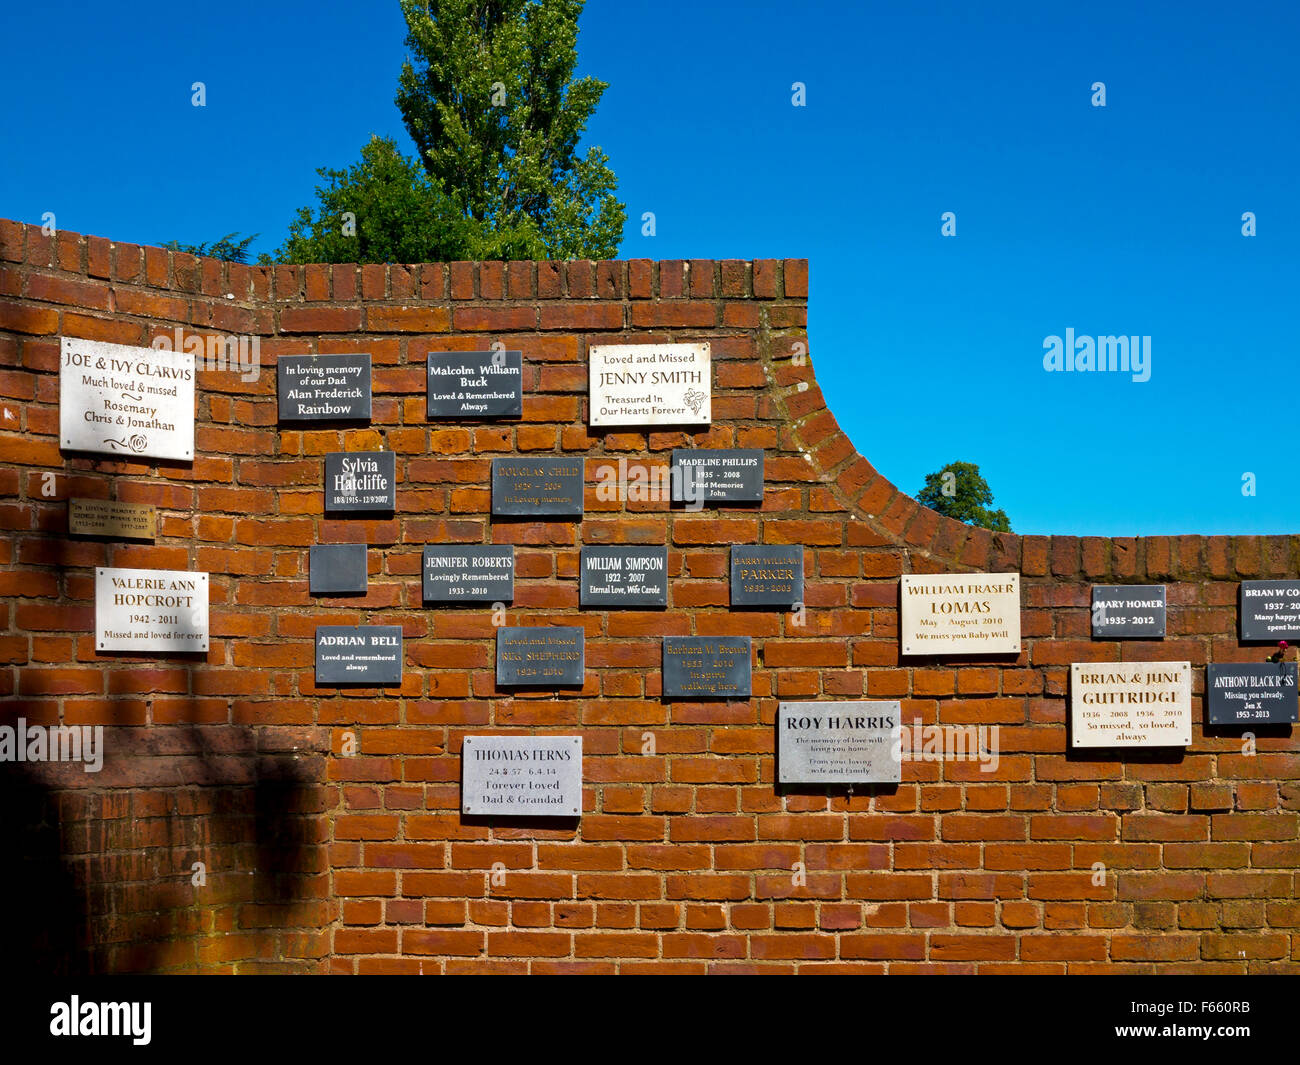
777, 701, 902, 784
69, 498, 156, 541
730, 545, 803, 607
589, 342, 710, 426
423, 545, 514, 603
1240, 581, 1300, 642
309, 544, 368, 595
277, 353, 371, 421
497, 626, 585, 686
60, 337, 194, 461
900, 573, 1021, 655
315, 625, 402, 685
324, 451, 396, 513
1091, 584, 1167, 639
491, 457, 583, 517
427, 351, 522, 418
1070, 661, 1192, 747
579, 546, 668, 607
1206, 663, 1299, 725
670, 448, 764, 503
461, 735, 583, 817
662, 636, 752, 698
95, 567, 208, 653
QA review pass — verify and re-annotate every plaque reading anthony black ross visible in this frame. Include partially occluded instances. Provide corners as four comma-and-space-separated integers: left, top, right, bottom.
324, 451, 396, 513
315, 625, 402, 686
662, 637, 752, 698
492, 457, 583, 517
1240, 581, 1300, 641
778, 701, 902, 785
1091, 584, 1167, 638
731, 545, 803, 607
462, 735, 583, 817
1206, 663, 1299, 725
423, 545, 514, 603
427, 351, 522, 418
277, 354, 371, 421
580, 546, 668, 607
497, 626, 585, 686
670, 449, 763, 503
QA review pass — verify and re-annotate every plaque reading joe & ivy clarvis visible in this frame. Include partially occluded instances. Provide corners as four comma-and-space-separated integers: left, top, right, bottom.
1070, 661, 1192, 747
95, 567, 208, 653
491, 457, 583, 517
497, 626, 585, 687
730, 545, 803, 607
579, 546, 668, 607
277, 354, 371, 421
777, 701, 902, 785
670, 448, 764, 503
324, 451, 396, 513
662, 636, 752, 698
461, 735, 583, 817
1240, 581, 1300, 642
900, 573, 1021, 655
1091, 584, 1167, 639
427, 351, 522, 417
1206, 663, 1299, 725
588, 342, 710, 426
310, 544, 368, 596
315, 625, 403, 686
423, 545, 514, 603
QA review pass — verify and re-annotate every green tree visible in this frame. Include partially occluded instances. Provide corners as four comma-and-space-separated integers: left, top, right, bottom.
916, 462, 1012, 532
165, 232, 259, 263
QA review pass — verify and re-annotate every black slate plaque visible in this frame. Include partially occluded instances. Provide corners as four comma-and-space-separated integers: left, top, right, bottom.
580, 546, 668, 607
324, 451, 396, 513
671, 449, 764, 503
662, 636, 752, 699
310, 544, 368, 595
730, 545, 803, 607
277, 354, 372, 421
1206, 663, 1299, 725
1240, 581, 1300, 642
427, 350, 522, 418
423, 545, 514, 603
492, 457, 583, 517
1091, 584, 1167, 639
497, 626, 585, 686
315, 625, 402, 685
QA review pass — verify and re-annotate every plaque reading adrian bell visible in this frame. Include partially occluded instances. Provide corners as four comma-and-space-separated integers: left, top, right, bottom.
95, 567, 208, 653
730, 546, 803, 607
423, 546, 514, 603
777, 702, 902, 785
662, 637, 752, 698
580, 546, 668, 607
277, 354, 371, 421
324, 451, 396, 513
61, 338, 194, 461
491, 457, 583, 517
315, 625, 403, 686
589, 342, 710, 426
900, 573, 1021, 655
1070, 662, 1192, 747
427, 351, 522, 417
1091, 585, 1166, 639
497, 626, 585, 686
1240, 581, 1300, 642
670, 449, 764, 503
1206, 663, 1299, 725
461, 735, 583, 817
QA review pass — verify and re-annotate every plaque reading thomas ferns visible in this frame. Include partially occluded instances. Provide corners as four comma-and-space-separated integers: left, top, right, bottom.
315, 625, 403, 686
423, 546, 514, 603
497, 626, 585, 686
777, 701, 902, 784
69, 498, 156, 541
427, 351, 522, 418
670, 448, 764, 503
900, 573, 1021, 655
662, 637, 752, 698
277, 354, 371, 421
310, 544, 368, 595
1240, 581, 1300, 642
579, 546, 668, 607
324, 451, 396, 513
1206, 663, 1299, 725
730, 546, 803, 607
60, 337, 194, 461
589, 342, 710, 426
1070, 661, 1192, 747
95, 567, 208, 653
461, 735, 583, 817
491, 457, 583, 517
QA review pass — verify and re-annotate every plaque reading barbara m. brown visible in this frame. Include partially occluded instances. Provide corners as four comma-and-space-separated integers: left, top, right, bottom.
588, 342, 710, 426
662, 637, 752, 698
461, 735, 583, 817
1070, 661, 1192, 747
95, 567, 208, 653
69, 498, 156, 541
900, 573, 1021, 655
777, 701, 902, 784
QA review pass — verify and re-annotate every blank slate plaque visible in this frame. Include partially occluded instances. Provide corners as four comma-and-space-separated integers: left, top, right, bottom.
427, 351, 522, 417
777, 701, 902, 784
670, 449, 764, 503
662, 636, 752, 698
277, 354, 371, 421
580, 546, 668, 607
491, 457, 583, 517
310, 544, 368, 595
461, 735, 582, 817
423, 545, 514, 603
1091, 584, 1166, 639
497, 626, 585, 686
324, 451, 396, 513
1206, 663, 1299, 725
315, 625, 402, 686
730, 545, 803, 607
1240, 581, 1300, 642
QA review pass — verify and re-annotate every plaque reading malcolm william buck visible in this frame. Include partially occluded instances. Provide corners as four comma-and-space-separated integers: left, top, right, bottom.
662, 637, 751, 698
491, 457, 583, 517
423, 546, 514, 603
277, 354, 371, 421
497, 626, 585, 686
1091, 584, 1166, 639
96, 567, 208, 653
1206, 663, 1299, 725
1240, 581, 1300, 642
461, 735, 583, 817
589, 342, 710, 426
324, 451, 396, 513
580, 546, 668, 607
427, 351, 522, 417
901, 573, 1020, 655
1070, 661, 1192, 747
777, 701, 902, 784
315, 625, 403, 686
730, 546, 803, 607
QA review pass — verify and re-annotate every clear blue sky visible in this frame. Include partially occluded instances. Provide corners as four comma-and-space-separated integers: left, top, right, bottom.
3, 1, 1297, 537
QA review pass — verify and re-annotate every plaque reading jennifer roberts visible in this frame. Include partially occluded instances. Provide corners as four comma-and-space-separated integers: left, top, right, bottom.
1240, 581, 1300, 641
588, 342, 710, 426
95, 567, 208, 653
461, 735, 583, 817
423, 545, 514, 603
61, 338, 194, 461
900, 573, 1021, 655
1070, 661, 1192, 747
277, 354, 371, 421
777, 701, 902, 785
497, 626, 585, 686
1206, 663, 1299, 725
427, 351, 522, 417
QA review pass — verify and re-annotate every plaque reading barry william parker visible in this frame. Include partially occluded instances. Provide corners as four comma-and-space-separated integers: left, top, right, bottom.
580, 546, 668, 607
491, 457, 583, 517
277, 354, 371, 421
900, 573, 1020, 655
731, 545, 803, 607
777, 701, 902, 784
461, 735, 583, 817
662, 637, 752, 698
427, 351, 522, 418
324, 451, 396, 513
497, 626, 585, 686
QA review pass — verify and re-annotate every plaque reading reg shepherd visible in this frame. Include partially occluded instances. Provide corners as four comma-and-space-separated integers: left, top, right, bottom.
589, 342, 710, 426
497, 626, 585, 686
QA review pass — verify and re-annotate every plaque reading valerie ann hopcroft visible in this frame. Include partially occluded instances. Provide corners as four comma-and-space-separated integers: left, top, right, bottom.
423, 546, 514, 603
901, 573, 1021, 655
730, 546, 803, 607
491, 457, 583, 517
1091, 584, 1166, 639
324, 451, 396, 513
277, 354, 371, 421
777, 702, 902, 785
427, 351, 522, 417
315, 626, 403, 686
1070, 662, 1192, 747
497, 626, 585, 686
1240, 581, 1300, 642
588, 342, 710, 426
580, 546, 668, 607
461, 736, 583, 817
662, 637, 752, 698
1206, 663, 1299, 725
96, 567, 208, 652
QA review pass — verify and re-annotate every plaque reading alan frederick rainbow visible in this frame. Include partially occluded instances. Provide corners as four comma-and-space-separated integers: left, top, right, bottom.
777, 701, 901, 784
1070, 661, 1192, 747
461, 735, 582, 817
900, 573, 1020, 655
95, 567, 208, 653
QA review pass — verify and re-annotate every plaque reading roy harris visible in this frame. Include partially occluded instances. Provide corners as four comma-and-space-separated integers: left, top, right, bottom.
1206, 663, 1299, 725
1240, 580, 1300, 642
497, 626, 585, 686
731, 545, 803, 607
588, 342, 710, 426
324, 451, 396, 513
580, 546, 668, 607
662, 637, 752, 699
310, 544, 368, 595
423, 545, 514, 603
95, 567, 208, 653
427, 351, 522, 418
670, 449, 764, 504
900, 573, 1021, 656
1091, 585, 1167, 639
461, 736, 583, 817
315, 625, 403, 686
276, 354, 371, 421
491, 457, 583, 517
69, 498, 156, 541
777, 701, 902, 785
1070, 661, 1193, 747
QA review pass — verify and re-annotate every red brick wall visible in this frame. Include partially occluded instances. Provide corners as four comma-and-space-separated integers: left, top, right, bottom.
1, 218, 1297, 973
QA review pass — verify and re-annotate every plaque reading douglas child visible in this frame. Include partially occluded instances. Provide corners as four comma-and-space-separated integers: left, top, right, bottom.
1091, 585, 1166, 639
69, 498, 156, 541
589, 342, 710, 426
1206, 663, 1299, 725
423, 546, 514, 603
1240, 581, 1300, 642
491, 457, 583, 517
497, 626, 585, 686
730, 546, 803, 607
427, 351, 522, 417
580, 546, 668, 607
1070, 661, 1192, 747
461, 735, 582, 817
95, 567, 208, 653
277, 354, 371, 421
662, 637, 752, 698
315, 625, 403, 686
324, 451, 396, 513
670, 449, 763, 503
900, 573, 1021, 655
777, 701, 902, 784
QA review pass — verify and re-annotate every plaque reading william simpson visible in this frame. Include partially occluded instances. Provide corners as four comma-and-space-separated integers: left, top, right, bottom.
900, 573, 1020, 655
497, 626, 585, 687
461, 735, 583, 817
777, 701, 902, 784
588, 342, 710, 426
95, 567, 208, 653
1070, 661, 1192, 747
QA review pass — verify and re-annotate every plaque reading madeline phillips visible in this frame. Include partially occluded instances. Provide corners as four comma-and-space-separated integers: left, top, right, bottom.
588, 342, 710, 426
730, 545, 803, 607
69, 498, 156, 541
1070, 661, 1192, 747
1240, 581, 1300, 642
491, 457, 583, 517
461, 735, 583, 817
277, 354, 371, 421
310, 544, 368, 595
324, 451, 396, 513
1091, 584, 1167, 639
1206, 663, 1299, 725
60, 337, 194, 461
315, 625, 402, 686
497, 626, 585, 686
662, 637, 752, 698
427, 351, 522, 418
580, 546, 668, 607
777, 701, 902, 784
900, 573, 1021, 655
423, 545, 514, 603
670, 449, 763, 503
95, 567, 208, 653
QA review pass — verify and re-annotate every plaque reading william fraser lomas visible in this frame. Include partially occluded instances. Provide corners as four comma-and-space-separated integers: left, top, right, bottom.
315, 625, 403, 686
277, 354, 371, 421
95, 567, 208, 653
900, 573, 1021, 655
1206, 663, 1299, 725
461, 735, 583, 816
1070, 662, 1192, 747
497, 626, 585, 686
777, 701, 902, 784
427, 351, 522, 417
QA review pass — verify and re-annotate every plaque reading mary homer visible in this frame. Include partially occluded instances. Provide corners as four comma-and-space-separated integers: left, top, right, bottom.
900, 573, 1020, 655
427, 351, 522, 417
96, 567, 208, 652
315, 625, 403, 685
324, 451, 396, 513
778, 701, 902, 784
662, 637, 752, 698
589, 342, 710, 426
491, 457, 583, 517
497, 626, 585, 686
1070, 662, 1192, 747
462, 736, 582, 817
277, 354, 371, 421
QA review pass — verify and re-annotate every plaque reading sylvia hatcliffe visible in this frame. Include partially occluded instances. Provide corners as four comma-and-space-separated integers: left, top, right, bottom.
670, 448, 764, 503
1091, 585, 1166, 639
900, 573, 1021, 655
497, 626, 585, 686
730, 546, 803, 607
1070, 661, 1192, 747
277, 354, 371, 421
427, 351, 522, 418
491, 457, 583, 517
315, 625, 403, 686
95, 567, 208, 653
579, 546, 668, 607
588, 342, 710, 426
1240, 581, 1300, 642
461, 735, 583, 817
1206, 663, 1299, 725
777, 701, 902, 784
423, 545, 514, 603
662, 637, 752, 698
324, 451, 396, 513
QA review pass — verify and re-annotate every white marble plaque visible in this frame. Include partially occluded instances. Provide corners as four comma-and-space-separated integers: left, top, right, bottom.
461, 735, 582, 817
778, 701, 901, 784
95, 567, 208, 653
61, 338, 194, 461
900, 572, 1020, 655
1070, 661, 1192, 747
588, 342, 710, 426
